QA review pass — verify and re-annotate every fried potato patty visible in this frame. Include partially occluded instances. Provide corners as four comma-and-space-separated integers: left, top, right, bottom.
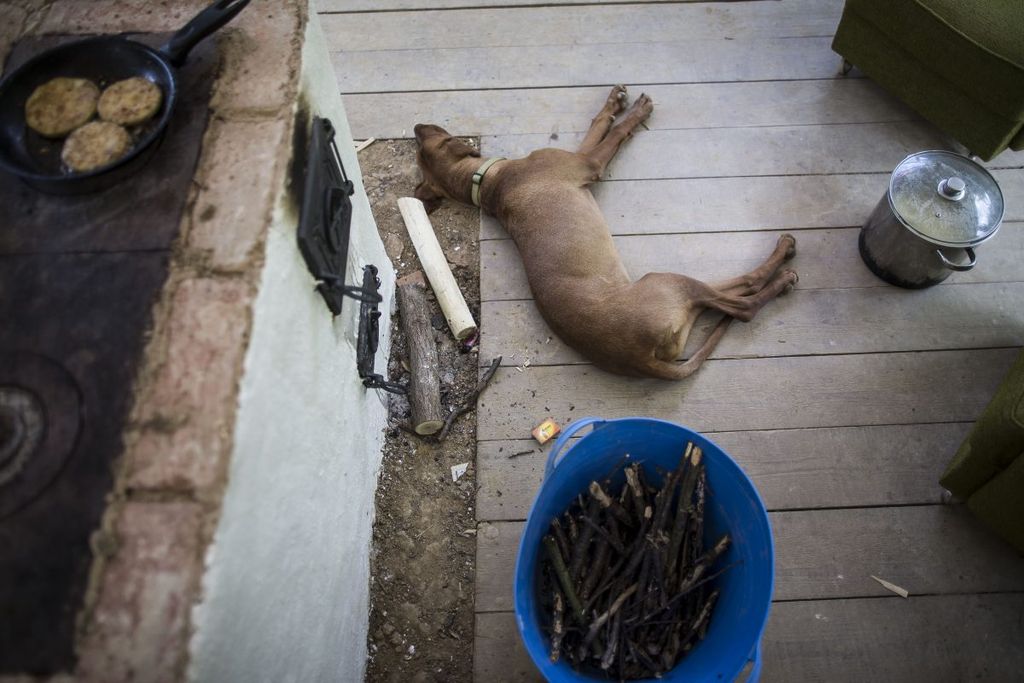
97, 77, 162, 126
25, 77, 100, 138
61, 121, 131, 172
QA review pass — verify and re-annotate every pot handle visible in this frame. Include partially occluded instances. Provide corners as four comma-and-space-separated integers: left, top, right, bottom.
159, 0, 250, 67
937, 247, 976, 272
544, 417, 606, 479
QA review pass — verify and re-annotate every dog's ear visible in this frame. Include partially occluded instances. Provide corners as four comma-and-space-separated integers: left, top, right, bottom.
414, 180, 444, 214
447, 137, 481, 158
414, 123, 448, 143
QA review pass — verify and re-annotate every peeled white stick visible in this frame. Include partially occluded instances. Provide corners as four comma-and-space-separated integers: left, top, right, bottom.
397, 197, 478, 340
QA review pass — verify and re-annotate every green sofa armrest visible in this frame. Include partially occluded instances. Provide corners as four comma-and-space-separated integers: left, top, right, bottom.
833, 0, 1024, 159
967, 452, 1024, 553
941, 350, 1024, 497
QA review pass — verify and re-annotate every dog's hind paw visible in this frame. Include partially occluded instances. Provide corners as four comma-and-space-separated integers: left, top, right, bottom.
780, 269, 799, 294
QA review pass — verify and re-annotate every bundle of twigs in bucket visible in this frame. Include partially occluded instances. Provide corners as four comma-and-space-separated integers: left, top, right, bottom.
539, 442, 733, 679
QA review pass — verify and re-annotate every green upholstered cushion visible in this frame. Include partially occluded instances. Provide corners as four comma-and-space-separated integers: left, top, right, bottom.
941, 350, 1024, 498
832, 8, 1024, 159
918, 0, 1024, 66
843, 0, 1024, 122
967, 452, 1024, 553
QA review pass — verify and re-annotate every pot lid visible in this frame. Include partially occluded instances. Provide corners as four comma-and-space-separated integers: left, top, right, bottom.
888, 150, 1004, 247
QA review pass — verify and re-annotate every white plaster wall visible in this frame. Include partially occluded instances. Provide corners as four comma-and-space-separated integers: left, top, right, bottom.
188, 9, 393, 683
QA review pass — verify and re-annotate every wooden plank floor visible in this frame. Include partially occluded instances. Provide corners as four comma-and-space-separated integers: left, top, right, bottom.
324, 0, 1024, 680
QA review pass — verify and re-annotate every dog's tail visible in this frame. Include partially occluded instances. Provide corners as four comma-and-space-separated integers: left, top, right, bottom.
641, 316, 734, 381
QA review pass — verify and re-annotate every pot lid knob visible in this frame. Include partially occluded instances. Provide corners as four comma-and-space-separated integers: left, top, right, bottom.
939, 176, 966, 200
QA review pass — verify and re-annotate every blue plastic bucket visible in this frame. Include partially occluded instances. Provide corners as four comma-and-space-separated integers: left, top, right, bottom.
514, 417, 774, 682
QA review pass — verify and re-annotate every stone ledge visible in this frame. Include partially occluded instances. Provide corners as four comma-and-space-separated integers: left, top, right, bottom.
76, 501, 204, 683
38, 0, 210, 34
0, 3, 27, 66
185, 116, 291, 272
210, 1, 303, 116
125, 276, 255, 496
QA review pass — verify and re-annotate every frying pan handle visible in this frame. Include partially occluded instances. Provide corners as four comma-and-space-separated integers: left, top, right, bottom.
159, 0, 251, 67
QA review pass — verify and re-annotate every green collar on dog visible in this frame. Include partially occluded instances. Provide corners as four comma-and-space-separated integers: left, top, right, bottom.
471, 157, 506, 207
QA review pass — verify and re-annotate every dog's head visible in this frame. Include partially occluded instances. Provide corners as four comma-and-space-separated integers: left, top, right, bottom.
413, 123, 480, 213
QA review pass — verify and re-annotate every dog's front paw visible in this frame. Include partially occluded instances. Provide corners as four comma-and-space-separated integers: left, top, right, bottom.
778, 233, 797, 260
632, 93, 654, 120
608, 84, 629, 114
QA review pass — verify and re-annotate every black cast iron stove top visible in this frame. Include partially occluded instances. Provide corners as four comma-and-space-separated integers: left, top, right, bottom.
0, 34, 217, 674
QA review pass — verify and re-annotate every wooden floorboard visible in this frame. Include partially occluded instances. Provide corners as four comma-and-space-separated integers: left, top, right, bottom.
480, 168, 1024, 239
475, 507, 1024, 611
325, 0, 776, 11
481, 226, 1024, 296
477, 348, 1017, 442
482, 124, 1024, 181
473, 612, 543, 683
475, 593, 1024, 682
762, 594, 1024, 682
481, 281, 1024, 365
340, 78, 912, 140
476, 422, 972, 520
323, 0, 842, 52
332, 37, 841, 93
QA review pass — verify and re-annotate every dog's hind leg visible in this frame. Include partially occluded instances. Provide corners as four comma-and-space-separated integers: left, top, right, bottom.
642, 315, 734, 381
577, 85, 629, 154
711, 234, 797, 296
585, 93, 653, 176
698, 268, 798, 322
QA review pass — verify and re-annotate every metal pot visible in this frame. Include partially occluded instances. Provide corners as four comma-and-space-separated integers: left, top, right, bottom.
859, 150, 1004, 288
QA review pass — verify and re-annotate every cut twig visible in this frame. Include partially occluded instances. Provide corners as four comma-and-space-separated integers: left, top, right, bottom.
583, 583, 637, 651
569, 495, 601, 582
543, 535, 585, 623
679, 534, 731, 593
550, 590, 565, 662
690, 460, 706, 567
589, 480, 636, 528
550, 519, 572, 566
581, 532, 612, 601
667, 444, 700, 579
690, 589, 720, 642
437, 356, 501, 442
580, 513, 625, 555
637, 561, 737, 627
600, 613, 621, 671
625, 464, 646, 520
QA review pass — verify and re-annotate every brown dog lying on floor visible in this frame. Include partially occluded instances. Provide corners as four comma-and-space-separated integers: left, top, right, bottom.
412, 85, 798, 380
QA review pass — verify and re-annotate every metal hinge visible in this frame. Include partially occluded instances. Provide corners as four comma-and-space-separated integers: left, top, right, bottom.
355, 265, 404, 395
